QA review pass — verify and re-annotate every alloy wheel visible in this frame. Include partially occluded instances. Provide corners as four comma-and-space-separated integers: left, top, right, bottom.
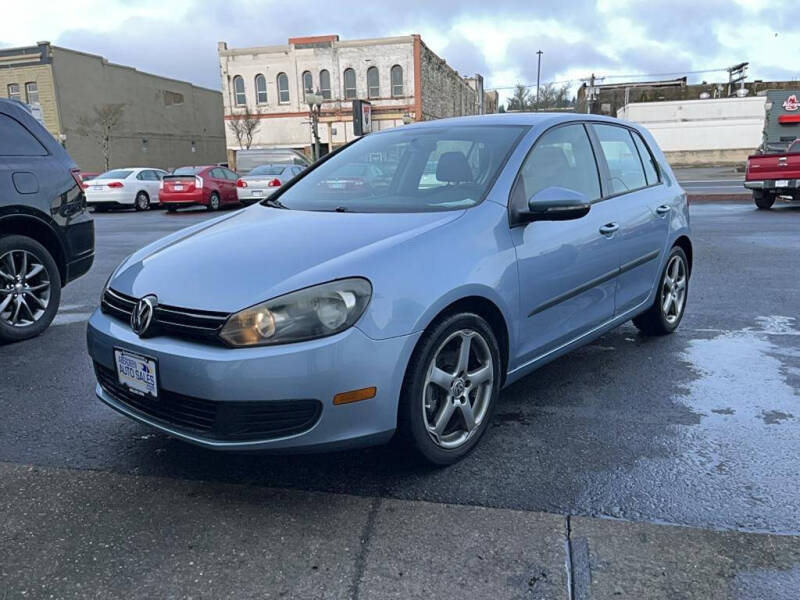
661, 254, 687, 324
136, 192, 149, 210
0, 249, 51, 328
422, 329, 494, 449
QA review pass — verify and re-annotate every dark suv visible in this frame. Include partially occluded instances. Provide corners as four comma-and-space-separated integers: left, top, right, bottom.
0, 99, 94, 342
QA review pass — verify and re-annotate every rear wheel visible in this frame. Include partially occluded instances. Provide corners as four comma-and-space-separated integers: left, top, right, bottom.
632, 246, 688, 336
134, 191, 150, 211
397, 312, 501, 465
753, 190, 775, 210
0, 235, 61, 343
207, 193, 220, 211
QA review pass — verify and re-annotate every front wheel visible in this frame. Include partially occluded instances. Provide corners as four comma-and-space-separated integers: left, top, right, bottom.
134, 191, 150, 211
632, 246, 689, 336
397, 312, 501, 465
207, 193, 220, 211
754, 190, 775, 210
0, 235, 61, 343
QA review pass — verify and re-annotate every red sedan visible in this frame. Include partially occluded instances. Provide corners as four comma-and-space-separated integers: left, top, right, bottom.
159, 166, 240, 212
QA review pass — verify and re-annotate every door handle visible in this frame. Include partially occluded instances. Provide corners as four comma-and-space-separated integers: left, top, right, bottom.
599, 223, 619, 235
655, 204, 671, 215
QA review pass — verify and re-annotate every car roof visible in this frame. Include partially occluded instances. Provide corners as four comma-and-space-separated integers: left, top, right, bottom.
393, 111, 635, 131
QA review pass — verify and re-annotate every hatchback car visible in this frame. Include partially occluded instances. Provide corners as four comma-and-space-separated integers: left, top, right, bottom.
236, 164, 305, 204
85, 167, 168, 212
0, 98, 94, 343
159, 166, 239, 211
88, 114, 691, 464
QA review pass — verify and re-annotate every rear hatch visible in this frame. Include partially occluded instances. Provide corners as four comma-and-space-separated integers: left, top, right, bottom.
162, 174, 200, 194
747, 153, 800, 181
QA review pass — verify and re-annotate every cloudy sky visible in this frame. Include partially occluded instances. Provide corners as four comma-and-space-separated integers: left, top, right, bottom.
5, 0, 798, 101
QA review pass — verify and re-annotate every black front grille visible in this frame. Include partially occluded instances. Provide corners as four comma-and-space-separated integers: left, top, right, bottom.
101, 288, 229, 344
94, 363, 322, 441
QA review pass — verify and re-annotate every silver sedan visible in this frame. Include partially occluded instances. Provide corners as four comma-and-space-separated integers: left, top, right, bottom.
236, 164, 305, 204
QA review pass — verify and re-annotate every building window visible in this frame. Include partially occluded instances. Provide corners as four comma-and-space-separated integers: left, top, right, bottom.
25, 82, 39, 104
319, 70, 331, 99
7, 83, 21, 102
367, 66, 379, 99
163, 90, 184, 106
391, 65, 403, 97
343, 68, 357, 99
277, 72, 290, 104
255, 74, 267, 104
232, 75, 246, 106
302, 71, 313, 98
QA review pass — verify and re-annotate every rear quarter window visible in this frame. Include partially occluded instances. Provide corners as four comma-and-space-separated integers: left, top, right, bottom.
0, 113, 47, 156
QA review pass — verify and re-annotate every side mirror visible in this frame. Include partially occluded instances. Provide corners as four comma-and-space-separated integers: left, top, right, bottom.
524, 187, 591, 222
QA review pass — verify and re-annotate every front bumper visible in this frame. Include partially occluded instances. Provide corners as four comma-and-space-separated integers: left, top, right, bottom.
86, 309, 420, 452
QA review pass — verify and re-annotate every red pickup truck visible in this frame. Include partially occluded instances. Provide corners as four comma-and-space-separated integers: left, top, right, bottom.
745, 140, 800, 209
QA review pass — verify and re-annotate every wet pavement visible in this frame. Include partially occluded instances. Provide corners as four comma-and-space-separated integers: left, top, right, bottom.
1, 202, 799, 598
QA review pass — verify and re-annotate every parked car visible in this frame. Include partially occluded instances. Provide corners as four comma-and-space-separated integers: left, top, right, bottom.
0, 98, 94, 343
159, 166, 239, 212
85, 168, 168, 212
235, 148, 311, 175
88, 113, 691, 464
236, 164, 305, 204
745, 140, 800, 209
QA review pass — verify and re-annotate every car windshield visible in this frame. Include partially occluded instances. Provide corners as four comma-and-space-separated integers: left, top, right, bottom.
172, 167, 204, 175
268, 125, 528, 213
250, 165, 286, 176
98, 170, 133, 179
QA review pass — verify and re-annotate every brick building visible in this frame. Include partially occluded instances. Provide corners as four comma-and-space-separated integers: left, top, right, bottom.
218, 34, 496, 164
0, 42, 226, 171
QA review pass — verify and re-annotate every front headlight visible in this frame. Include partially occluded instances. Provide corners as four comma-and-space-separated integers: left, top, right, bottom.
219, 278, 372, 347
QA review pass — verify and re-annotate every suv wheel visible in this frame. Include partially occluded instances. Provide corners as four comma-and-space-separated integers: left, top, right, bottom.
753, 190, 775, 210
632, 246, 689, 336
397, 312, 501, 465
0, 235, 61, 343
207, 192, 220, 211
134, 191, 150, 211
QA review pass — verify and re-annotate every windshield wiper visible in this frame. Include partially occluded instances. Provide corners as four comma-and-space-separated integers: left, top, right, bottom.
261, 197, 289, 209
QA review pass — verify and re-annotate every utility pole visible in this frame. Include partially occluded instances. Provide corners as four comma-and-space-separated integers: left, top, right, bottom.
581, 73, 604, 114
306, 91, 323, 162
535, 50, 543, 111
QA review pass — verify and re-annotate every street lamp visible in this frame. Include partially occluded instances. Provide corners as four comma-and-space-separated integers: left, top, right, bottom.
306, 92, 324, 162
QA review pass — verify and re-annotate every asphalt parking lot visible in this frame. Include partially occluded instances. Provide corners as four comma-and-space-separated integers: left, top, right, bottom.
2, 200, 800, 599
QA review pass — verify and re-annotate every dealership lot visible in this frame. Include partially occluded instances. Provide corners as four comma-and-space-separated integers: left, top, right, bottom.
2, 202, 800, 598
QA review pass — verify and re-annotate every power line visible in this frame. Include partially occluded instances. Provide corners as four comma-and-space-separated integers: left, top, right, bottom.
491, 67, 733, 90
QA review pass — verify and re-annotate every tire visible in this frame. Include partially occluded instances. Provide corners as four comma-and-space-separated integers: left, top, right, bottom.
397, 312, 502, 466
754, 190, 775, 210
0, 235, 62, 343
207, 193, 220, 211
632, 246, 689, 336
134, 191, 150, 211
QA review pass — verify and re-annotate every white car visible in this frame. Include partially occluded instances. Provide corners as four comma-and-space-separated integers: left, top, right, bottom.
85, 168, 168, 212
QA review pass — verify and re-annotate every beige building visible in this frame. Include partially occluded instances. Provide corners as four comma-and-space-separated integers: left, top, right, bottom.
0, 42, 226, 171
218, 34, 497, 163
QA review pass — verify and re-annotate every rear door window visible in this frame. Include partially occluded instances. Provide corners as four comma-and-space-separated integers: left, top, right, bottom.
593, 124, 647, 194
0, 113, 47, 156
631, 131, 660, 185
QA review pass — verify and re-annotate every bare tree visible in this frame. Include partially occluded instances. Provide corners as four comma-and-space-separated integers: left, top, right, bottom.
503, 82, 575, 112
505, 83, 534, 112
77, 104, 125, 171
227, 107, 261, 150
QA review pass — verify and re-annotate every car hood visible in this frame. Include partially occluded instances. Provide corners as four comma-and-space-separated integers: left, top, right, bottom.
110, 205, 463, 312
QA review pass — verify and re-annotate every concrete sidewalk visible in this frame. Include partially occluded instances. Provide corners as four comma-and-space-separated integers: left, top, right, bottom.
2, 462, 798, 599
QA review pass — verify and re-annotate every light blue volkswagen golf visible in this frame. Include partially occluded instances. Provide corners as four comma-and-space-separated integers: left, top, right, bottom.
87, 113, 691, 465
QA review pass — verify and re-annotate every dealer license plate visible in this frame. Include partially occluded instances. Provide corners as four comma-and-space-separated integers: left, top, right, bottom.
174, 184, 184, 191
251, 189, 263, 196
776, 180, 789, 188
92, 186, 103, 191
114, 348, 158, 398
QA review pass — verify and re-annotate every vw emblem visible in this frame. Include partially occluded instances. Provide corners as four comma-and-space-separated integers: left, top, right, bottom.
131, 295, 158, 337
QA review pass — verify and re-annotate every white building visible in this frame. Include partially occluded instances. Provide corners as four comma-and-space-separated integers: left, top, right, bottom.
217, 35, 495, 165
618, 96, 767, 166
